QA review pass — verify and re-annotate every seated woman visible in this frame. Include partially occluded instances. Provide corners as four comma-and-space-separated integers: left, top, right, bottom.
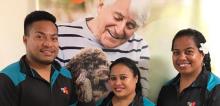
157, 28, 220, 106
97, 57, 155, 106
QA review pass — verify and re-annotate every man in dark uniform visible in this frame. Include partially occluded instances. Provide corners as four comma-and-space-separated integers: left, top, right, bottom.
0, 11, 77, 106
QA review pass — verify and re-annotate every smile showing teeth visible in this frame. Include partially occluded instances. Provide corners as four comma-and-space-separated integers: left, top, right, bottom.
178, 63, 189, 67
108, 30, 119, 39
41, 50, 53, 56
115, 88, 123, 92
107, 29, 125, 40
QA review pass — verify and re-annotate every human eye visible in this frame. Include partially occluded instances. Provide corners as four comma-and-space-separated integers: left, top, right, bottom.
120, 75, 127, 80
185, 49, 194, 55
126, 22, 137, 30
51, 35, 58, 42
110, 76, 116, 81
113, 13, 123, 21
172, 50, 179, 56
35, 32, 44, 39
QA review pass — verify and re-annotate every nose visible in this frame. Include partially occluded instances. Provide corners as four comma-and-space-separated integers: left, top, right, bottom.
178, 53, 187, 60
42, 38, 53, 47
114, 78, 122, 85
116, 21, 126, 36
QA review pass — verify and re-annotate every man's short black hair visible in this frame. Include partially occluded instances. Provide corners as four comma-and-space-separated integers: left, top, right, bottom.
24, 10, 57, 35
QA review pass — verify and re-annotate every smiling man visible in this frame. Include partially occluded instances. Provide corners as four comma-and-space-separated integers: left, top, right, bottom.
57, 0, 151, 97
0, 11, 77, 106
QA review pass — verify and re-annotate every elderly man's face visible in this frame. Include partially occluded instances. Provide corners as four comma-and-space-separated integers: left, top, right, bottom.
96, 0, 138, 48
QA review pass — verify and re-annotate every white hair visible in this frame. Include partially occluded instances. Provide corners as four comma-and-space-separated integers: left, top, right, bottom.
103, 0, 151, 26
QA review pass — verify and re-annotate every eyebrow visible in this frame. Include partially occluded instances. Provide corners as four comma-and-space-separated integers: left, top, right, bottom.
173, 47, 195, 51
35, 31, 58, 36
110, 74, 127, 76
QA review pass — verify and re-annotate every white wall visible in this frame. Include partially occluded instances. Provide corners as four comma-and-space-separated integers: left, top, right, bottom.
0, 0, 36, 70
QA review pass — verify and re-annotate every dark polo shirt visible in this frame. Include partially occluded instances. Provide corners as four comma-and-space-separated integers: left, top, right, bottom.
0, 55, 77, 106
157, 69, 220, 106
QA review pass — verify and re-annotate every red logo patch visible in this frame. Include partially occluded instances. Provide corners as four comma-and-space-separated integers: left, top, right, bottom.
187, 101, 196, 106
61, 86, 69, 95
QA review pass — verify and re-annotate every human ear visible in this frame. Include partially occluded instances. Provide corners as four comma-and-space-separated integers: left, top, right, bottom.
23, 35, 27, 45
134, 75, 138, 84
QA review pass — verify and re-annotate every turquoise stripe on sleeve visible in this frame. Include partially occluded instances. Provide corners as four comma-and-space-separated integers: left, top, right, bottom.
96, 98, 104, 106
69, 102, 77, 106
143, 97, 155, 106
51, 67, 72, 86
51, 70, 59, 87
60, 67, 72, 79
1, 62, 26, 86
207, 73, 220, 91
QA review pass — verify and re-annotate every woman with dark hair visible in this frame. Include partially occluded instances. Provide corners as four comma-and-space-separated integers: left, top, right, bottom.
157, 28, 220, 106
97, 57, 154, 106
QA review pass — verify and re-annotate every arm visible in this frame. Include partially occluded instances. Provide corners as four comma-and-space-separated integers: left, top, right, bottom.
0, 74, 18, 106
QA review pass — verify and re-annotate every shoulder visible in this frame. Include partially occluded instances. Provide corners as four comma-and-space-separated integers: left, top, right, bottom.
96, 98, 104, 106
96, 98, 112, 106
57, 18, 91, 45
207, 72, 220, 91
161, 78, 176, 89
123, 33, 149, 53
117, 33, 148, 51
143, 97, 155, 106
206, 74, 220, 105
58, 18, 85, 32
58, 18, 85, 27
96, 92, 114, 106
129, 33, 148, 45
158, 76, 178, 96
0, 61, 25, 86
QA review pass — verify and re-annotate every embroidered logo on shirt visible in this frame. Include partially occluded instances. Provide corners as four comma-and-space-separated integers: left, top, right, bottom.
187, 101, 196, 106
61, 86, 69, 95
